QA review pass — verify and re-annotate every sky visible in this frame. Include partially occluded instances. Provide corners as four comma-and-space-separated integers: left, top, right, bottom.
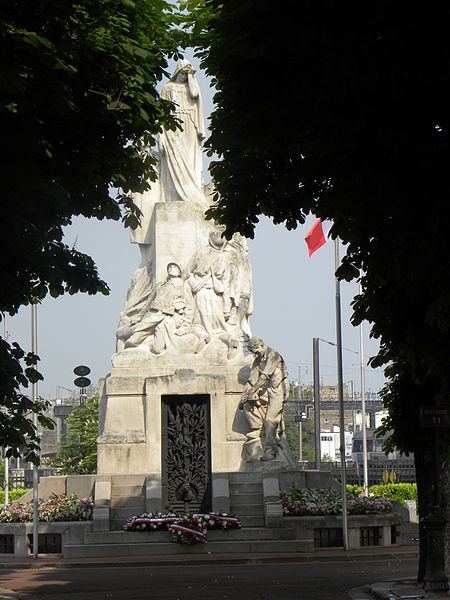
4, 54, 386, 402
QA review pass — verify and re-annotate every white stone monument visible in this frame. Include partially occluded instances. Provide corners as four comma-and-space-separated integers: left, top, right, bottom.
97, 60, 295, 513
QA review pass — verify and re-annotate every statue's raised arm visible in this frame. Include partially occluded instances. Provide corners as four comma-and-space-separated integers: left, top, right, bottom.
159, 59, 207, 211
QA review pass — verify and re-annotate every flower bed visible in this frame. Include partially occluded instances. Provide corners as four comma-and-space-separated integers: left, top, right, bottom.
125, 512, 241, 545
281, 484, 392, 516
0, 493, 93, 523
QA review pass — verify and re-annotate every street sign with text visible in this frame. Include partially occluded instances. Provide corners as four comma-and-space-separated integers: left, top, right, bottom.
419, 407, 449, 427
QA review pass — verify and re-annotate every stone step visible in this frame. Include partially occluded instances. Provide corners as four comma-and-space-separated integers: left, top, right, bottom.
111, 520, 130, 531
237, 516, 265, 527
110, 496, 147, 509
111, 507, 146, 522
84, 527, 296, 545
65, 538, 313, 559
229, 503, 264, 516
228, 493, 264, 505
111, 484, 145, 498
109, 519, 271, 532
87, 531, 169, 544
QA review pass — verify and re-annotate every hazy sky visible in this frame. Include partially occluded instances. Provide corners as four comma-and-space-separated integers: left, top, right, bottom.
5, 53, 386, 401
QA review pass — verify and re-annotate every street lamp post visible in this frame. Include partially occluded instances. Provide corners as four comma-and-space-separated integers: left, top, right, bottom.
2, 313, 9, 507
358, 280, 369, 497
31, 304, 39, 559
312, 337, 321, 470
334, 238, 348, 551
297, 367, 303, 464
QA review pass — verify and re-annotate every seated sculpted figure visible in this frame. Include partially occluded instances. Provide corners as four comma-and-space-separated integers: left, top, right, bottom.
124, 262, 192, 354
239, 337, 290, 461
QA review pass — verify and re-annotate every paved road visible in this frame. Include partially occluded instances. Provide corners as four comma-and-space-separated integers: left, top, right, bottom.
0, 557, 418, 599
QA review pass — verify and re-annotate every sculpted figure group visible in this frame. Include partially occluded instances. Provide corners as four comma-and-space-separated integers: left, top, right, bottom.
116, 228, 252, 358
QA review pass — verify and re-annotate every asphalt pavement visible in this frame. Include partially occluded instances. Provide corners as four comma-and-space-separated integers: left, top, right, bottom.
0, 544, 439, 600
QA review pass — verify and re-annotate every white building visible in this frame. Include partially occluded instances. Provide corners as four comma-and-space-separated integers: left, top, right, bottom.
320, 426, 353, 462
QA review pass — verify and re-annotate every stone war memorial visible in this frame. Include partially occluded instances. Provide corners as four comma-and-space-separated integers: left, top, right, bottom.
96, 59, 299, 518
9, 61, 414, 558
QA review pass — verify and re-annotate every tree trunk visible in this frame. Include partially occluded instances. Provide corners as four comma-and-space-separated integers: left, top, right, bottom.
415, 450, 435, 583
442, 462, 450, 580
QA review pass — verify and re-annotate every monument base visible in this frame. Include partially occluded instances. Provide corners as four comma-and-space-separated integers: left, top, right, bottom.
98, 345, 297, 520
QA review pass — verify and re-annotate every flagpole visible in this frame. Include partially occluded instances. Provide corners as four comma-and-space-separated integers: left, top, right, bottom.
297, 366, 303, 463
313, 337, 321, 470
359, 278, 369, 497
3, 313, 9, 507
334, 238, 348, 551
31, 304, 39, 559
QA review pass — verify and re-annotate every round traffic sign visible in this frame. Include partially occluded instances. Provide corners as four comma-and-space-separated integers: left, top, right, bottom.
74, 376, 91, 388
74, 365, 91, 376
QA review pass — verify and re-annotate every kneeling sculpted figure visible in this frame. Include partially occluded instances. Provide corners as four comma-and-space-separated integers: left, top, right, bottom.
123, 262, 192, 354
239, 337, 289, 461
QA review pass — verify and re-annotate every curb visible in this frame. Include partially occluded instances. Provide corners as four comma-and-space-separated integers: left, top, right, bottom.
0, 548, 419, 570
350, 579, 450, 600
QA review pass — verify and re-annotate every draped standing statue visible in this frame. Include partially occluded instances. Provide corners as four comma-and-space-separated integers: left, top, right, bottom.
159, 59, 207, 211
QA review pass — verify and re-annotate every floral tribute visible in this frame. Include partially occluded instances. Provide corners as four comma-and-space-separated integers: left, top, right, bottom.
125, 511, 241, 545
0, 493, 93, 523
169, 514, 208, 544
281, 484, 392, 517
124, 513, 178, 531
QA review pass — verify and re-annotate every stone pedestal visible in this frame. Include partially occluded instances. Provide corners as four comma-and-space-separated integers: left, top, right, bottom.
97, 357, 254, 476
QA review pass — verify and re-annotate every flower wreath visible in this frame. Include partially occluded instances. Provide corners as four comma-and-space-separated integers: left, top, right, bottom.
125, 512, 178, 532
125, 511, 241, 544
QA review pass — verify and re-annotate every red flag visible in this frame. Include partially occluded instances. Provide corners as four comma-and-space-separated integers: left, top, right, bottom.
305, 219, 327, 256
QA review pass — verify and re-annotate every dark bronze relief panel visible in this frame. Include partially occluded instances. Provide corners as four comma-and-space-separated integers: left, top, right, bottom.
162, 395, 211, 513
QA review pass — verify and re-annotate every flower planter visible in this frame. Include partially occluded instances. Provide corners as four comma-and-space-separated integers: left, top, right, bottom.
284, 513, 403, 549
0, 521, 93, 556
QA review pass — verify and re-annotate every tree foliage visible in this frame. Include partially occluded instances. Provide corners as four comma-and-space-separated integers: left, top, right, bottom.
187, 1, 450, 580
190, 0, 450, 460
49, 395, 99, 475
0, 0, 181, 460
1, 0, 180, 313
0, 336, 54, 463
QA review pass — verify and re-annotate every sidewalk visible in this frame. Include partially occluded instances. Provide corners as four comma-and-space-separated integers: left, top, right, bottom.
350, 579, 450, 600
0, 543, 419, 570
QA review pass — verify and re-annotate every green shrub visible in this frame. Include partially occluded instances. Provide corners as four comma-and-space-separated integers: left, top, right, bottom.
346, 482, 417, 508
369, 483, 417, 505
0, 488, 30, 504
347, 484, 363, 496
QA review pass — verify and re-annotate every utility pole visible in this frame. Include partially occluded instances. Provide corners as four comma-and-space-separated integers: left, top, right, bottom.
297, 366, 302, 463
31, 304, 39, 559
313, 337, 321, 470
3, 313, 9, 507
359, 278, 369, 497
334, 238, 348, 551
